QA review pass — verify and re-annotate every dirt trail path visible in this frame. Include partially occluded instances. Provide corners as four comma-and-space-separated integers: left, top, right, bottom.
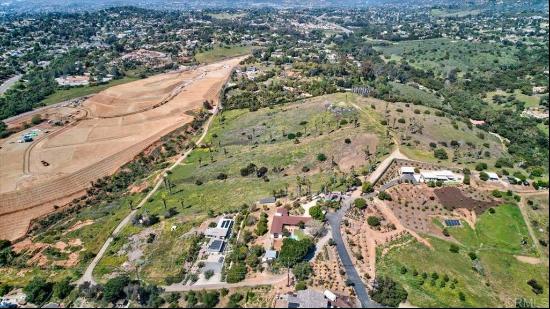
366, 147, 408, 185
518, 192, 548, 260
78, 104, 221, 285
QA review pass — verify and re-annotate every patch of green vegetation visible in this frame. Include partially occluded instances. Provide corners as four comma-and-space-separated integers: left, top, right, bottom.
373, 38, 518, 77
366, 99, 504, 171
92, 93, 387, 285
0, 194, 142, 288
484, 89, 544, 109
523, 194, 549, 257
195, 45, 257, 64
377, 235, 496, 307
207, 12, 246, 20
537, 122, 549, 137
139, 221, 203, 285
40, 77, 139, 106
476, 204, 537, 255
293, 229, 307, 241
390, 82, 442, 106
222, 286, 274, 307
430, 8, 482, 17
377, 204, 549, 307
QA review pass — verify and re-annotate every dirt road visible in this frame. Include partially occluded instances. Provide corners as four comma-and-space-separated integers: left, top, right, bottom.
366, 147, 408, 185
163, 274, 287, 292
78, 104, 221, 285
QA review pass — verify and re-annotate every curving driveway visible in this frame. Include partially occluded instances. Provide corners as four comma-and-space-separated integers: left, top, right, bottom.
325, 147, 407, 308
327, 194, 383, 308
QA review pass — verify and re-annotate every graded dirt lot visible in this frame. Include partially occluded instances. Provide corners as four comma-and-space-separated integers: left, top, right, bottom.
434, 186, 498, 214
0, 57, 244, 240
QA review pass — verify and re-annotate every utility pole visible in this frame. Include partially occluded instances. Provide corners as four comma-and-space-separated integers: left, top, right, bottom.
287, 265, 290, 287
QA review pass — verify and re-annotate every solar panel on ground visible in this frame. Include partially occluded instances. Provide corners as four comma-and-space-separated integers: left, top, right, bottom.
444, 219, 461, 227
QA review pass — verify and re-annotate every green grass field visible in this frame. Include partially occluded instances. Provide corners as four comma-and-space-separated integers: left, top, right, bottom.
377, 204, 549, 307
359, 98, 506, 171
373, 38, 518, 77
93, 93, 388, 283
195, 45, 257, 64
484, 89, 543, 109
145, 93, 386, 215
390, 82, 442, 106
40, 77, 140, 106
0, 193, 142, 287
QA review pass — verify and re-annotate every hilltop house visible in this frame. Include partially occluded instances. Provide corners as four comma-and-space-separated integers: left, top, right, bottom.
399, 166, 461, 184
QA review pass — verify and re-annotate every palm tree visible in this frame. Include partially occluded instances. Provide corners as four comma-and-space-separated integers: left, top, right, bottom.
160, 192, 168, 209
163, 175, 172, 194
296, 176, 302, 197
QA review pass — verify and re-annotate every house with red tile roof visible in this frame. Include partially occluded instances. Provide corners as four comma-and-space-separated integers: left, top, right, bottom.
270, 207, 311, 239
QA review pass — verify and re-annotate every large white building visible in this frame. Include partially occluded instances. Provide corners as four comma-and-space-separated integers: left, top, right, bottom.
399, 166, 462, 184
420, 170, 458, 182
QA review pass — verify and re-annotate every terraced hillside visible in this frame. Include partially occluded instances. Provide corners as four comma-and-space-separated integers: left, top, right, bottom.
0, 57, 244, 240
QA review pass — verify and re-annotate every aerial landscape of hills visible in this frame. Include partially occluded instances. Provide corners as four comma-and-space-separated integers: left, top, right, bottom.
0, 0, 548, 308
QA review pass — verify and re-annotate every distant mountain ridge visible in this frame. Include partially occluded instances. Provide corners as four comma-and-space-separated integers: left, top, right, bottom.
0, 0, 471, 14
1, 0, 546, 15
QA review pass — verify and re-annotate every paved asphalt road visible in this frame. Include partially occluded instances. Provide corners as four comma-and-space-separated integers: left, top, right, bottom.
0, 74, 22, 95
323, 147, 406, 308
327, 196, 382, 308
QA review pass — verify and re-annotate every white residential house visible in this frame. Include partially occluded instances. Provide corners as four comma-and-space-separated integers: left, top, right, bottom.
399, 166, 416, 175
420, 170, 457, 182
399, 166, 461, 184
204, 217, 234, 240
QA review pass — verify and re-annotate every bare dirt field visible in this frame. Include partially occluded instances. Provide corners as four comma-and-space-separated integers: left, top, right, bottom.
434, 186, 498, 214
0, 57, 244, 240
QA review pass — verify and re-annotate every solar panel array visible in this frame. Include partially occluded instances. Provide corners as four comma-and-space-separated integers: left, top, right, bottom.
220, 219, 232, 229
208, 239, 224, 251
445, 219, 461, 227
